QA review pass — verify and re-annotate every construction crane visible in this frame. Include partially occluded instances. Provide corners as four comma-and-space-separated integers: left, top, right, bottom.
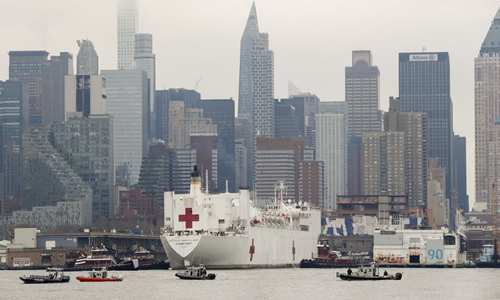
492, 183, 499, 265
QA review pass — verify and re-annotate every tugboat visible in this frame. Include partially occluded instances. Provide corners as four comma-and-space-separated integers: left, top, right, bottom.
67, 245, 138, 271
111, 247, 170, 270
300, 243, 361, 268
337, 264, 403, 281
20, 267, 70, 284
175, 264, 216, 280
76, 267, 124, 282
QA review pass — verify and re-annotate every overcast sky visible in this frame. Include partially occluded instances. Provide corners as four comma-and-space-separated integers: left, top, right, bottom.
1, 0, 499, 207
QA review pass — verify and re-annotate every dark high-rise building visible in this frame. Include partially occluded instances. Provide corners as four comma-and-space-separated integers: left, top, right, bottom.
2, 142, 22, 201
198, 99, 235, 192
155, 88, 201, 143
190, 135, 218, 192
281, 94, 320, 141
274, 100, 299, 139
453, 134, 468, 212
399, 52, 453, 207
9, 51, 49, 125
0, 80, 28, 156
41, 52, 73, 125
138, 142, 169, 216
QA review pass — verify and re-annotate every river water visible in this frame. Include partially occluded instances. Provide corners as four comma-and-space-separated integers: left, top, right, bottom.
2, 267, 499, 300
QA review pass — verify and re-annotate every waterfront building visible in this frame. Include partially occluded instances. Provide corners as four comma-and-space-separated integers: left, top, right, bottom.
384, 97, 427, 208
475, 8, 500, 205
76, 39, 99, 75
299, 161, 325, 208
8, 50, 49, 125
2, 143, 22, 203
117, 0, 138, 70
102, 69, 148, 187
399, 52, 453, 206
41, 52, 73, 126
134, 33, 156, 138
198, 99, 236, 192
238, 3, 274, 188
316, 113, 345, 209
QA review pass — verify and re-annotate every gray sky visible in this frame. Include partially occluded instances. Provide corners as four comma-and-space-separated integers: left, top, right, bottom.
1, 0, 499, 208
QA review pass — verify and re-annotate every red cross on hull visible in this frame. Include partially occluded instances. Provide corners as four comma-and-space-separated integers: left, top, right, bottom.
249, 238, 255, 261
179, 208, 199, 229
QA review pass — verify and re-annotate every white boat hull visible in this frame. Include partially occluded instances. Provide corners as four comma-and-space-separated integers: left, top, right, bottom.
161, 227, 319, 269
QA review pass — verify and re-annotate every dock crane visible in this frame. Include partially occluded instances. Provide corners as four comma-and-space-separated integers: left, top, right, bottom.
492, 183, 499, 265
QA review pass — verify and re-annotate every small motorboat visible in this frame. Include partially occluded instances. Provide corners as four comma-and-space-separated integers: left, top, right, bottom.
20, 267, 70, 284
76, 267, 124, 282
337, 264, 402, 281
175, 264, 216, 280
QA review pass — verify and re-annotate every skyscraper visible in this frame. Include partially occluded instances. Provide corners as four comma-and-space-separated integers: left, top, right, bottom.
346, 50, 381, 137
199, 99, 236, 192
453, 134, 468, 212
237, 3, 274, 187
0, 81, 28, 154
384, 97, 427, 208
345, 50, 381, 195
316, 113, 345, 209
41, 52, 73, 126
117, 0, 138, 70
9, 50, 49, 125
76, 39, 99, 75
399, 52, 453, 207
475, 7, 500, 206
102, 69, 148, 187
64, 75, 107, 120
134, 33, 156, 138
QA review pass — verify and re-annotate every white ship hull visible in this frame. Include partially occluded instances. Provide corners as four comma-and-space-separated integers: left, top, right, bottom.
161, 227, 319, 269
161, 168, 321, 269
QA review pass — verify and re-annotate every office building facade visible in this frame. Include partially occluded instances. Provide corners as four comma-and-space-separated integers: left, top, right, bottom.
399, 52, 453, 205
41, 52, 73, 126
9, 50, 49, 125
102, 69, 148, 187
117, 0, 138, 70
475, 8, 500, 205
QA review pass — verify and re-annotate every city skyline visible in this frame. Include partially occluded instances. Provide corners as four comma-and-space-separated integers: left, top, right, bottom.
1, 0, 499, 207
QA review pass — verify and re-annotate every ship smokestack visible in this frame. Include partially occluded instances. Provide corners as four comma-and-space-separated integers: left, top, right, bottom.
190, 165, 201, 198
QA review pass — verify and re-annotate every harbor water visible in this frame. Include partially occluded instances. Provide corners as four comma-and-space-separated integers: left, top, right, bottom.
2, 267, 500, 300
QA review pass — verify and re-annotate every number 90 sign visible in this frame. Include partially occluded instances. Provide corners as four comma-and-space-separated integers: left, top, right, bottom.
428, 249, 443, 260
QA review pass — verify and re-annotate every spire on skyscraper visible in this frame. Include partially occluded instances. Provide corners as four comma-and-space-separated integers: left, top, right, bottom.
242, 2, 259, 38
480, 6, 500, 55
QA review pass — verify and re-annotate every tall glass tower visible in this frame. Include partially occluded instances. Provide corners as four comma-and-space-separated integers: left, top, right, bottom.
399, 52, 453, 209
117, 0, 138, 70
237, 3, 274, 187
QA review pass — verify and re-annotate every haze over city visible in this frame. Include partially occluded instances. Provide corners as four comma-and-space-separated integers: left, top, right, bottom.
1, 0, 499, 208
